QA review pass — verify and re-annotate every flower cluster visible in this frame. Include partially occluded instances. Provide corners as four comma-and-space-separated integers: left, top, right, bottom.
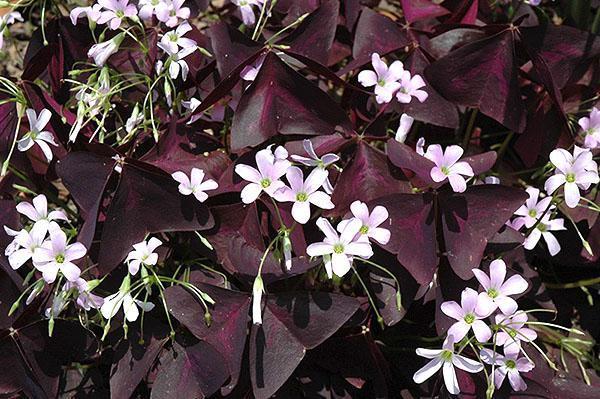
414, 259, 536, 394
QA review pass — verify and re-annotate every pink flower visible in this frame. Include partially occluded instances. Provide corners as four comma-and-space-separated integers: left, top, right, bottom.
64, 278, 104, 311
441, 287, 493, 342
396, 71, 428, 104
240, 53, 266, 81
473, 259, 528, 315
159, 22, 197, 54
70, 4, 102, 25
306, 217, 373, 278
424, 144, 474, 193
291, 139, 339, 194
358, 53, 404, 104
494, 311, 538, 351
275, 167, 334, 224
395, 113, 414, 143
579, 107, 600, 149
96, 0, 138, 30
156, 0, 190, 27
17, 108, 59, 162
235, 146, 291, 204
172, 168, 218, 202
138, 0, 162, 20
413, 335, 483, 395
32, 226, 87, 283
337, 201, 390, 245
512, 187, 554, 230
125, 237, 162, 275
545, 146, 599, 208
523, 213, 565, 256
232, 0, 264, 25
16, 194, 68, 233
7, 223, 47, 270
480, 347, 535, 391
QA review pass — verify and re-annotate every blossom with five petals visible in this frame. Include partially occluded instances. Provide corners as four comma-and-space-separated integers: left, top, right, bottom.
156, 0, 190, 27
544, 146, 599, 208
16, 194, 68, 233
523, 213, 565, 256
306, 218, 373, 278
512, 187, 554, 230
337, 200, 390, 245
17, 109, 59, 162
494, 311, 538, 351
579, 107, 600, 149
275, 167, 334, 224
423, 144, 474, 193
159, 22, 197, 54
480, 347, 535, 391
358, 53, 404, 104
172, 168, 218, 202
96, 0, 138, 30
291, 139, 339, 193
413, 335, 483, 395
235, 146, 291, 204
125, 237, 162, 275
7, 223, 47, 270
441, 287, 493, 342
473, 259, 528, 315
101, 291, 154, 322
32, 226, 87, 283
396, 71, 428, 104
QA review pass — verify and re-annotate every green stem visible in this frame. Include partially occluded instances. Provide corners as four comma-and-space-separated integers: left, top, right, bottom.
352, 266, 384, 328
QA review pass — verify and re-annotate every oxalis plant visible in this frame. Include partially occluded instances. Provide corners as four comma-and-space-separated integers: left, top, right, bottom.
0, 0, 599, 398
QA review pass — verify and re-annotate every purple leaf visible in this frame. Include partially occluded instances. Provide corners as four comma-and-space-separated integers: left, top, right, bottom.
165, 283, 251, 392
97, 161, 214, 274
400, 0, 450, 23
439, 185, 527, 279
151, 341, 229, 398
110, 334, 168, 399
374, 193, 438, 285
208, 21, 263, 77
329, 141, 411, 217
230, 52, 352, 151
351, 8, 409, 66
425, 29, 526, 132
283, 0, 339, 65
250, 291, 360, 398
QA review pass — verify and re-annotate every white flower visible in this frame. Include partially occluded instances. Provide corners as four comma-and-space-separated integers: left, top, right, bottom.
291, 139, 339, 194
125, 237, 162, 275
88, 33, 125, 66
16, 194, 68, 233
252, 275, 264, 325
395, 113, 414, 143
274, 167, 334, 224
545, 146, 599, 208
70, 4, 102, 25
480, 347, 535, 391
396, 70, 428, 104
138, 0, 162, 20
232, 0, 264, 25
358, 53, 404, 104
337, 201, 390, 245
156, 0, 190, 27
512, 187, 554, 230
159, 22, 197, 54
523, 214, 565, 256
32, 226, 87, 283
17, 109, 59, 162
424, 144, 474, 193
306, 217, 373, 278
101, 291, 154, 322
0, 11, 23, 51
7, 223, 47, 270
413, 335, 483, 395
473, 259, 528, 315
579, 107, 600, 149
172, 168, 218, 202
441, 287, 494, 342
235, 146, 291, 204
96, 0, 138, 30
158, 43, 196, 81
